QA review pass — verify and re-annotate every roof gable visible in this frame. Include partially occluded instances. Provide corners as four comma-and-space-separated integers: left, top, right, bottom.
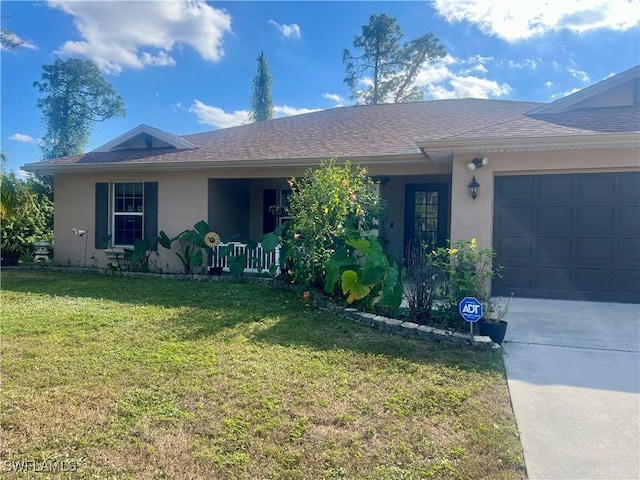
93, 124, 196, 153
531, 65, 640, 114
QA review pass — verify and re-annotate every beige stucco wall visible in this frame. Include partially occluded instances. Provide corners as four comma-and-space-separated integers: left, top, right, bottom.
449, 147, 640, 250
54, 171, 208, 272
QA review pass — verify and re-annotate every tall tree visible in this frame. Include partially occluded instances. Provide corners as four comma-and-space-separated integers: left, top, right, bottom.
343, 14, 446, 105
34, 58, 125, 159
250, 52, 274, 122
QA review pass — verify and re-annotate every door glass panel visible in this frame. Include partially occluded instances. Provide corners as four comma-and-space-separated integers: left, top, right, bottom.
413, 191, 438, 249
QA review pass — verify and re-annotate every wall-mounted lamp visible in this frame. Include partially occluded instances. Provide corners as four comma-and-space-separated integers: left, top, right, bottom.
467, 157, 488, 171
468, 176, 480, 200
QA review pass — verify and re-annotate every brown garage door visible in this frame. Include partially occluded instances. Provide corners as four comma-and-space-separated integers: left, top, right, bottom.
493, 172, 640, 303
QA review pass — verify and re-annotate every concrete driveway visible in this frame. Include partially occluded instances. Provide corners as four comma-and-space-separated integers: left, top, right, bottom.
501, 298, 640, 480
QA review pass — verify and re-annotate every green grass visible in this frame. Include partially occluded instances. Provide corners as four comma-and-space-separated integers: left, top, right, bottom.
1, 270, 525, 479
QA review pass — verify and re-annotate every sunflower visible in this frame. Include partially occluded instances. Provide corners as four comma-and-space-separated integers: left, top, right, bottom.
204, 231, 221, 248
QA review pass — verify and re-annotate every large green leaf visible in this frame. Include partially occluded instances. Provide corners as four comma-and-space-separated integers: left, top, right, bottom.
261, 232, 280, 252
192, 220, 210, 237
189, 248, 203, 267
341, 270, 373, 304
345, 237, 371, 253
324, 247, 357, 293
182, 229, 205, 248
228, 254, 246, 278
376, 264, 404, 310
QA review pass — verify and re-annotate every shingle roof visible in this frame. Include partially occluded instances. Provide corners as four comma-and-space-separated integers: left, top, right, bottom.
26, 99, 541, 168
24, 97, 639, 170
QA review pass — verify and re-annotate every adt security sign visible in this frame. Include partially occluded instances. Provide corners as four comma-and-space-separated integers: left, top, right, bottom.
459, 297, 483, 323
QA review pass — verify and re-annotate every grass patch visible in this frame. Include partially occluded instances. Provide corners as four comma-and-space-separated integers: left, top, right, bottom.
1, 270, 525, 479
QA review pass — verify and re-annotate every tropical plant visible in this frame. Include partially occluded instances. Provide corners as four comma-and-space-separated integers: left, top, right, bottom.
343, 13, 446, 104
324, 234, 403, 312
1, 160, 54, 263
282, 158, 384, 287
34, 58, 125, 159
431, 238, 502, 329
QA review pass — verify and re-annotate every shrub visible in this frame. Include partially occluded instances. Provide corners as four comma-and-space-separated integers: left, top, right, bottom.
283, 158, 384, 287
403, 244, 444, 324
431, 238, 502, 330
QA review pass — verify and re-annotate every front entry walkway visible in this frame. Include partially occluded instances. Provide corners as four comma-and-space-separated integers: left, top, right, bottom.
502, 298, 640, 479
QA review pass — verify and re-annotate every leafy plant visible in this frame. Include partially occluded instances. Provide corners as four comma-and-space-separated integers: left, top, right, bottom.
324, 234, 403, 312
431, 238, 502, 330
157, 220, 210, 274
283, 158, 384, 287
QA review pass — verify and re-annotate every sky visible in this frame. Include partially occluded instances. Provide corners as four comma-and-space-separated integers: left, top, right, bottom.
1, 0, 639, 174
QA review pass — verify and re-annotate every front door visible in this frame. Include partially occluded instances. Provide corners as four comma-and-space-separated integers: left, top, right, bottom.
404, 183, 449, 253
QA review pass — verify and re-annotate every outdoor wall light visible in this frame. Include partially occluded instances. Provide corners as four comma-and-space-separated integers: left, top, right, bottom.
468, 176, 480, 200
467, 157, 489, 171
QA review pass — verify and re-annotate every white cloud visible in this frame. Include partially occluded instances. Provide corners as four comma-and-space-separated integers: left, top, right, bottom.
323, 93, 347, 106
434, 0, 640, 41
190, 100, 250, 129
274, 105, 321, 116
189, 100, 322, 128
416, 57, 512, 99
48, 0, 232, 74
268, 20, 301, 38
567, 68, 590, 83
507, 58, 542, 70
9, 133, 37, 144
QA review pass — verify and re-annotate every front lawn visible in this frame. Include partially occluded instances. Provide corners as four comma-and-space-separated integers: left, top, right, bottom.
1, 271, 525, 479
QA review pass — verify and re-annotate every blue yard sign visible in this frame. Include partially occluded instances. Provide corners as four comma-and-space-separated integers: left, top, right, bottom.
459, 297, 483, 323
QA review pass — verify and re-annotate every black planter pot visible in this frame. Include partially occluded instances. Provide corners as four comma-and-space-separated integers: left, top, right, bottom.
478, 319, 508, 345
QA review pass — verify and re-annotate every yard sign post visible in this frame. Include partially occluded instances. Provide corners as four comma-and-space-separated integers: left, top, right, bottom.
459, 297, 483, 336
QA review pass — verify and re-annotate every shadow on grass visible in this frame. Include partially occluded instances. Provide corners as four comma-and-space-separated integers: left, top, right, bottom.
3, 269, 503, 373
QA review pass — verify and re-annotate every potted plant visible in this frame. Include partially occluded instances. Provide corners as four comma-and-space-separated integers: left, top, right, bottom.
478, 295, 512, 344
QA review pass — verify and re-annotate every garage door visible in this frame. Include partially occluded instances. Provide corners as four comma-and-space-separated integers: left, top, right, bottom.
493, 172, 640, 303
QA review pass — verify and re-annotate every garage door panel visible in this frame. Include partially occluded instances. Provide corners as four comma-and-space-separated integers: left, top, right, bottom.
574, 268, 614, 291
495, 206, 533, 232
576, 237, 614, 262
617, 270, 640, 294
619, 205, 640, 232
576, 206, 614, 232
536, 206, 572, 231
535, 267, 573, 290
577, 174, 615, 199
535, 237, 572, 262
496, 177, 533, 201
496, 236, 532, 260
538, 175, 573, 200
499, 266, 532, 288
619, 238, 640, 262
619, 172, 640, 199
493, 172, 639, 303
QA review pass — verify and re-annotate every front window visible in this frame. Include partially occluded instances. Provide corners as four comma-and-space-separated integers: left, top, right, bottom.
113, 183, 143, 246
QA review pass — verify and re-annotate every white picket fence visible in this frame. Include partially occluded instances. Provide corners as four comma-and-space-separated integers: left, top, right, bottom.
211, 242, 281, 274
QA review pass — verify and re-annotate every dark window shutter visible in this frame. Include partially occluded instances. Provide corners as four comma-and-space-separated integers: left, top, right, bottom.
144, 182, 158, 250
95, 183, 109, 248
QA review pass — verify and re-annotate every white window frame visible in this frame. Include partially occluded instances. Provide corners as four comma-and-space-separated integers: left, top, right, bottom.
112, 182, 144, 247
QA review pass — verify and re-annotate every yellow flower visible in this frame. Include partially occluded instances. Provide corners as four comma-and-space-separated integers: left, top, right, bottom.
449, 248, 459, 256
471, 238, 477, 249
204, 231, 221, 248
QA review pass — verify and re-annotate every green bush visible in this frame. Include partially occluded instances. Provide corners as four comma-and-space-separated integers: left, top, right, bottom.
1, 169, 53, 261
282, 158, 384, 287
431, 238, 501, 330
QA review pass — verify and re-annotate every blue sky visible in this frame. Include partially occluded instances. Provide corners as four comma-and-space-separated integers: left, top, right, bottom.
2, 0, 639, 174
